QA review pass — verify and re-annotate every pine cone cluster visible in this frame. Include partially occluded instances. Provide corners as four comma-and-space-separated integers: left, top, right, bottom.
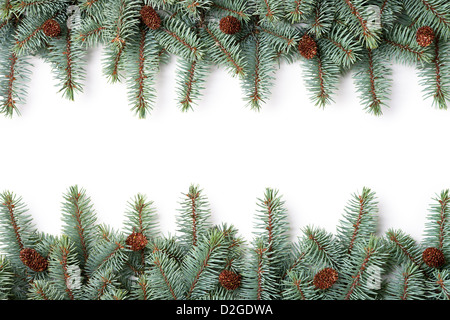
219, 270, 242, 290
141, 6, 161, 30
19, 248, 49, 272
416, 26, 435, 47
298, 34, 317, 59
313, 268, 338, 290
42, 19, 61, 38
219, 16, 241, 35
422, 247, 445, 268
126, 231, 148, 251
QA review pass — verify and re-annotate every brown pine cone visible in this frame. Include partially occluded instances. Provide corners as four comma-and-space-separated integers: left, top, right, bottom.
141, 6, 161, 30
126, 231, 148, 251
20, 248, 49, 272
298, 34, 318, 59
313, 268, 338, 290
423, 247, 445, 268
42, 19, 61, 38
416, 26, 435, 47
219, 269, 242, 290
219, 16, 241, 35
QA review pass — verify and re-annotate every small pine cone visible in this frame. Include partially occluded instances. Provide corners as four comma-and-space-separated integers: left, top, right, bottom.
416, 26, 435, 47
42, 19, 61, 38
423, 247, 445, 268
219, 270, 241, 290
126, 231, 148, 251
298, 34, 318, 59
20, 248, 49, 272
140, 6, 161, 30
219, 16, 241, 35
313, 268, 338, 290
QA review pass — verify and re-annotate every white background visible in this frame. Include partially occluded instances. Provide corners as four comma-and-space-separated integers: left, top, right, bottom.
1, 47, 449, 243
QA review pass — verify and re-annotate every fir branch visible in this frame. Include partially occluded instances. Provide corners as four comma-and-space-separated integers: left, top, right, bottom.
303, 50, 340, 107
381, 25, 433, 64
104, 0, 140, 47
103, 41, 126, 82
216, 223, 245, 271
28, 280, 64, 300
0, 256, 13, 299
429, 270, 450, 300
385, 229, 424, 272
150, 236, 185, 266
320, 24, 361, 68
14, 13, 57, 55
125, 27, 161, 118
259, 20, 300, 53
0, 0, 14, 18
83, 268, 119, 300
176, 57, 209, 112
17, 0, 68, 16
102, 0, 141, 82
124, 193, 159, 238
301, 226, 342, 270
402, 0, 450, 40
154, 16, 203, 61
418, 38, 450, 109
203, 23, 245, 76
121, 250, 146, 285
100, 287, 128, 300
307, 0, 335, 38
181, 0, 212, 17
337, 187, 378, 256
282, 270, 317, 300
130, 274, 152, 300
211, 0, 250, 22
150, 247, 186, 299
386, 263, 426, 300
241, 238, 279, 300
254, 0, 284, 22
144, 0, 178, 8
79, 0, 108, 44
423, 190, 450, 261
285, 0, 314, 23
353, 47, 392, 115
204, 286, 239, 299
48, 236, 81, 300
0, 0, 449, 117
378, 0, 402, 29
337, 237, 388, 300
81, 0, 108, 17
47, 26, 87, 100
1, 186, 450, 299
241, 32, 276, 110
2, 52, 20, 115
60, 186, 97, 269
0, 191, 37, 269
183, 228, 227, 300
78, 19, 105, 47
85, 229, 128, 275
336, 0, 381, 48
176, 185, 211, 250
0, 38, 32, 117
283, 243, 306, 278
254, 188, 289, 273
0, 18, 11, 41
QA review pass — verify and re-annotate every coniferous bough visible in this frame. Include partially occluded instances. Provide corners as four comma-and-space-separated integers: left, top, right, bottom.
0, 0, 449, 117
1, 185, 450, 300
